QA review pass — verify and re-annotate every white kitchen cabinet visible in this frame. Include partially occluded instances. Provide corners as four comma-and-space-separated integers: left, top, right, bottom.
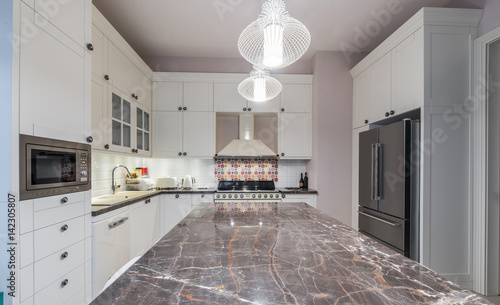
281, 194, 317, 208
280, 84, 311, 113
108, 43, 134, 96
214, 82, 279, 113
92, 210, 131, 298
162, 194, 191, 235
369, 52, 392, 122
109, 87, 134, 153
279, 113, 312, 159
135, 105, 151, 156
352, 69, 372, 128
145, 196, 162, 245
153, 111, 214, 158
183, 82, 214, 111
91, 75, 108, 150
132, 66, 152, 109
130, 201, 147, 259
91, 24, 107, 80
20, 3, 87, 144
153, 82, 183, 111
153, 82, 212, 111
191, 193, 214, 210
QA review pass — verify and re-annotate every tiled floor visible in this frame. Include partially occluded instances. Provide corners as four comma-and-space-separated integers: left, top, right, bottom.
483, 295, 500, 304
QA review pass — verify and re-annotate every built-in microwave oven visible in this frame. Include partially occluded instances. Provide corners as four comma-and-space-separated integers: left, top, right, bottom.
20, 135, 91, 200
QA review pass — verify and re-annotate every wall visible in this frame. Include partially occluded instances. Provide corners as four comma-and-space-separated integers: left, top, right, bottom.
309, 51, 356, 226
448, 0, 500, 36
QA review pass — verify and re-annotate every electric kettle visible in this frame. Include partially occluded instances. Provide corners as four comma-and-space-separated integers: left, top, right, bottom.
182, 175, 195, 189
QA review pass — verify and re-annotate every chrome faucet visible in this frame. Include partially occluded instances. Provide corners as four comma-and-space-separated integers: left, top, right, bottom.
112, 165, 132, 194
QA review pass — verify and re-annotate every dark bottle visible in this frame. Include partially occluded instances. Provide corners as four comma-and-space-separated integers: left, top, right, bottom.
299, 173, 304, 188
304, 172, 308, 189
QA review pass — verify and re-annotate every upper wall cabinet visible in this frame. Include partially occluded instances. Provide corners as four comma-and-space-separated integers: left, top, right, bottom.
214, 82, 280, 113
350, 8, 481, 128
279, 84, 312, 113
154, 82, 213, 112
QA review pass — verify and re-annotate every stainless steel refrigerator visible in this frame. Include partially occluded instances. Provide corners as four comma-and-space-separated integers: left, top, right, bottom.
358, 119, 419, 260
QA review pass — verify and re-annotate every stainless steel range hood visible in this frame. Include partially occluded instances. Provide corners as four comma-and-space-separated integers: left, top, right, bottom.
217, 114, 277, 158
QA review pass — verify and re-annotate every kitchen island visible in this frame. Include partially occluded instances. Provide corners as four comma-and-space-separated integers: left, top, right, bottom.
91, 202, 489, 305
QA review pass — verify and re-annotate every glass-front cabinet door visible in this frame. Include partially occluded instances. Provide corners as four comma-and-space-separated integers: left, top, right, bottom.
136, 106, 151, 155
110, 88, 134, 153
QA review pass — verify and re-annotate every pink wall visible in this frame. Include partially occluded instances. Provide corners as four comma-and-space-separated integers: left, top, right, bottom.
308, 51, 363, 226
448, 0, 500, 36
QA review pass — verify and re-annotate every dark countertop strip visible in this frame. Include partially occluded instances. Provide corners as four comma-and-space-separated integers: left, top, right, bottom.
90, 202, 489, 305
277, 187, 318, 194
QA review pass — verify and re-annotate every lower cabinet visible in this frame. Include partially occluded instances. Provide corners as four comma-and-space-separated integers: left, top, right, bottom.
281, 193, 317, 208
191, 193, 214, 210
130, 196, 161, 258
162, 194, 192, 235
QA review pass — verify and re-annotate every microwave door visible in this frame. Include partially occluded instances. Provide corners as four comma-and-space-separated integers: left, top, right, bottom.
31, 150, 77, 185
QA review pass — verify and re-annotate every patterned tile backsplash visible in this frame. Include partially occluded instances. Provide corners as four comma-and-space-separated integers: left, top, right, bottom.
214, 158, 278, 181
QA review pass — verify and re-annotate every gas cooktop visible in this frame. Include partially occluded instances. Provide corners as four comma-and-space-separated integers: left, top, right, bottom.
216, 181, 277, 192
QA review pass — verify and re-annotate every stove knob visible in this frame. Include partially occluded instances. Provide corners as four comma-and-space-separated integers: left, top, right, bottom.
252, 194, 256, 199
264, 194, 268, 198
276, 194, 280, 198
223, 194, 226, 199
258, 194, 262, 198
240, 194, 244, 199
228, 194, 232, 199
216, 194, 220, 199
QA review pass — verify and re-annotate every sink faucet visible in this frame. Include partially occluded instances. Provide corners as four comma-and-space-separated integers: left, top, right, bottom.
112, 165, 132, 194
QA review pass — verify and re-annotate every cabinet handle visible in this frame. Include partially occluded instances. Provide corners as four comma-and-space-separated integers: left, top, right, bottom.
104, 144, 110, 150
175, 194, 179, 198
60, 224, 69, 232
178, 107, 182, 111
145, 199, 151, 204
281, 153, 285, 157
86, 43, 93, 51
108, 217, 129, 229
243, 108, 247, 111
104, 75, 110, 81
131, 93, 137, 99
390, 110, 395, 115
385, 112, 390, 117
281, 108, 285, 112
61, 279, 69, 287
364, 120, 369, 124
86, 136, 93, 143
183, 107, 187, 111
183, 152, 187, 156
135, 95, 138, 100
247, 108, 251, 112
61, 197, 68, 204
61, 252, 69, 259
178, 152, 182, 156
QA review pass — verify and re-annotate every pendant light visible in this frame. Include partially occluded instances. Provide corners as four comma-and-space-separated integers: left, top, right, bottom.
238, 68, 282, 102
238, 0, 310, 70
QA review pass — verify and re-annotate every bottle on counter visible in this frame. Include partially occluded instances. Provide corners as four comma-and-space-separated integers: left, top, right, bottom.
299, 173, 304, 188
304, 172, 308, 189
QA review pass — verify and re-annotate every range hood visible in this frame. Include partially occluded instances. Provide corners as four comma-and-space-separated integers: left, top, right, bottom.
217, 114, 277, 158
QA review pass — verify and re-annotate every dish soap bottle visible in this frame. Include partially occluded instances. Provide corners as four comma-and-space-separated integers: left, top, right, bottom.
299, 173, 304, 188
304, 172, 308, 189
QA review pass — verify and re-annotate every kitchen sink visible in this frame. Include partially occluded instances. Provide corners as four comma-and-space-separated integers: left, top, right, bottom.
92, 191, 155, 206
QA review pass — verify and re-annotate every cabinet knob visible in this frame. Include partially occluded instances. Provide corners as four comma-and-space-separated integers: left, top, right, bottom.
145, 199, 151, 204
61, 197, 68, 204
131, 93, 136, 99
104, 75, 110, 81
247, 108, 251, 112
243, 108, 247, 111
178, 107, 182, 111
183, 107, 187, 111
281, 108, 285, 112
175, 194, 179, 198
86, 136, 93, 143
390, 110, 395, 115
60, 224, 69, 232
131, 148, 136, 153
385, 112, 390, 117
201, 194, 204, 198
281, 153, 285, 157
178, 152, 182, 156
282, 194, 286, 198
86, 43, 93, 51
61, 252, 69, 259
364, 120, 369, 124
61, 279, 69, 287
104, 144, 110, 150
135, 95, 138, 100
183, 152, 187, 156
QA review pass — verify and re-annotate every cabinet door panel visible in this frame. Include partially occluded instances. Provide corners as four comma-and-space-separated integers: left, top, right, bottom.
109, 88, 135, 153
353, 70, 371, 128
91, 75, 109, 150
130, 203, 147, 258
281, 84, 311, 113
279, 113, 311, 159
108, 43, 133, 94
153, 82, 182, 111
370, 52, 392, 122
183, 82, 213, 111
248, 94, 280, 112
214, 83, 247, 112
183, 112, 214, 157
20, 14, 85, 143
132, 67, 151, 108
152, 112, 183, 157
163, 195, 191, 234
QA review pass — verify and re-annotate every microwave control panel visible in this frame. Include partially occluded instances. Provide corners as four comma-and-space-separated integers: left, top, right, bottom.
79, 152, 89, 182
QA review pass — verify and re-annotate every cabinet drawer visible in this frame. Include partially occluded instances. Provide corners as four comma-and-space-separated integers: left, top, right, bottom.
35, 264, 85, 305
34, 216, 85, 261
34, 241, 85, 293
167, 194, 188, 200
34, 192, 85, 212
34, 200, 85, 230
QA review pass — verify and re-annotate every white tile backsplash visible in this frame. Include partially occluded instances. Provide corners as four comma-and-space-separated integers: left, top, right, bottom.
91, 152, 306, 197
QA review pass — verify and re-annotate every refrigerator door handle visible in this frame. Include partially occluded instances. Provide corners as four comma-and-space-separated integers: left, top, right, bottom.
371, 144, 376, 200
373, 143, 382, 200
358, 211, 402, 227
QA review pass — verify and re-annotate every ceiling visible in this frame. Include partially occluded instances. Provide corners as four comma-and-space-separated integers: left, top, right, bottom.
92, 0, 454, 60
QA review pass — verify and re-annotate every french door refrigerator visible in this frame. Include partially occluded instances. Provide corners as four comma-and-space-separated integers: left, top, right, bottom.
358, 119, 419, 260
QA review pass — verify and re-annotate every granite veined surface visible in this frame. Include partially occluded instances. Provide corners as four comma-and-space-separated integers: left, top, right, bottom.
91, 203, 490, 305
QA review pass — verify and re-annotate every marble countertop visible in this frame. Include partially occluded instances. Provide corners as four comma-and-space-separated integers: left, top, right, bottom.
277, 187, 318, 194
90, 202, 489, 305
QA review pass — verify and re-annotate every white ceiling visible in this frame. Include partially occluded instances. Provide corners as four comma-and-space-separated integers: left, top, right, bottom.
92, 0, 454, 60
